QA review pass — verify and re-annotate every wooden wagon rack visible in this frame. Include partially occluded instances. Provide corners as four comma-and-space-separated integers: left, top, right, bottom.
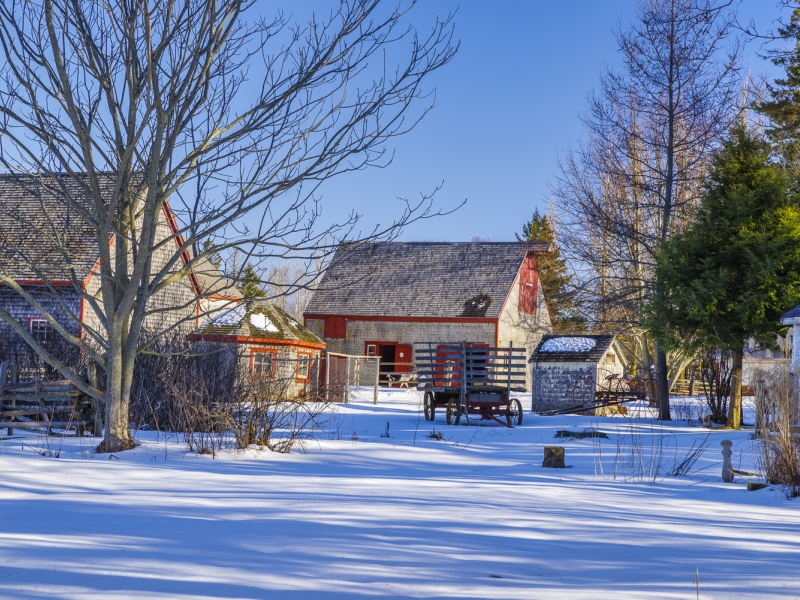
415, 342, 527, 428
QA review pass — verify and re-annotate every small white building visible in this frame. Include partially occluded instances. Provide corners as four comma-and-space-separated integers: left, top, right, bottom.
780, 305, 800, 373
530, 334, 627, 413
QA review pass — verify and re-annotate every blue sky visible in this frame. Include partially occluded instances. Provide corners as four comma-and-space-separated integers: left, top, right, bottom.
306, 0, 788, 243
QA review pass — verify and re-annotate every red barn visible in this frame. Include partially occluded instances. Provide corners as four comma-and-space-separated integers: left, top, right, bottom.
304, 242, 552, 389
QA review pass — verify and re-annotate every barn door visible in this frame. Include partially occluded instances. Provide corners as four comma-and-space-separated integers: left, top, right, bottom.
395, 344, 413, 373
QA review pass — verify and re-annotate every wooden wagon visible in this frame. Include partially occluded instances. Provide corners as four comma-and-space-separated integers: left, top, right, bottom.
415, 342, 527, 427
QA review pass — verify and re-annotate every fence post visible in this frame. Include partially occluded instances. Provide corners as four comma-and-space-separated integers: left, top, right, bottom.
325, 354, 330, 403
0, 361, 6, 435
374, 358, 379, 405
507, 342, 513, 393
344, 357, 350, 404
7, 364, 16, 436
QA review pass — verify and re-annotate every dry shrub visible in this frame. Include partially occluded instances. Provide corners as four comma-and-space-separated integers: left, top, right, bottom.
700, 348, 732, 424
228, 375, 328, 453
0, 328, 85, 382
754, 363, 800, 498
131, 338, 328, 454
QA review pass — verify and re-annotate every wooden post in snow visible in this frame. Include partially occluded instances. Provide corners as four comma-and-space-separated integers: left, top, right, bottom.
374, 357, 379, 405
344, 356, 350, 404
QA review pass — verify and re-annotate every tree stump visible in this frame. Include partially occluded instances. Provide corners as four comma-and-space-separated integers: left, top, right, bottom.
543, 446, 565, 468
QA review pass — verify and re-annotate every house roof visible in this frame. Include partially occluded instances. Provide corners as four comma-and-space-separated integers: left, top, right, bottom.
192, 300, 325, 347
529, 334, 618, 363
304, 241, 550, 319
192, 255, 242, 300
0, 173, 118, 281
0, 173, 219, 301
781, 304, 800, 324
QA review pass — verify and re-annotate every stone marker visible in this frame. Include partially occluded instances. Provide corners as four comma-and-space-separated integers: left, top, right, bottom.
721, 440, 733, 482
543, 446, 565, 468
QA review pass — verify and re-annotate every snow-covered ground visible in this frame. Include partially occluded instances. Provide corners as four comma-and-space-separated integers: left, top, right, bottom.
0, 389, 797, 599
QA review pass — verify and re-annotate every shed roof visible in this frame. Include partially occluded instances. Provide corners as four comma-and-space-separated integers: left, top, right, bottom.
529, 334, 618, 363
192, 300, 324, 347
781, 304, 800, 324
305, 241, 550, 319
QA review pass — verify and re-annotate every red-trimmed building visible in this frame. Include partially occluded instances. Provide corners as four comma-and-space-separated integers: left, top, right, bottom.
304, 242, 552, 389
189, 300, 326, 398
0, 173, 232, 349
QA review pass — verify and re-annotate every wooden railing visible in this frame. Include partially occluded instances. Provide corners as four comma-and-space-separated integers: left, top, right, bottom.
0, 361, 101, 436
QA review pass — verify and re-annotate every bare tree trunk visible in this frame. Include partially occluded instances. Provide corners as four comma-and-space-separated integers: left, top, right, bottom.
657, 344, 671, 420
727, 347, 743, 429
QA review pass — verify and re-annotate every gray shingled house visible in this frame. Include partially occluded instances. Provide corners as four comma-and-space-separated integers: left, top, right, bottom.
0, 173, 228, 349
304, 241, 552, 389
529, 334, 627, 413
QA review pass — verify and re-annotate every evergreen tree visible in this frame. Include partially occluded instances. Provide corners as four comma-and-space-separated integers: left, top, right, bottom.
652, 127, 800, 428
757, 4, 800, 170
517, 209, 584, 332
238, 263, 267, 299
202, 239, 222, 270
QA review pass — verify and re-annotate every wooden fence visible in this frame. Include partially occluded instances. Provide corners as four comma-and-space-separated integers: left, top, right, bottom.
0, 361, 101, 436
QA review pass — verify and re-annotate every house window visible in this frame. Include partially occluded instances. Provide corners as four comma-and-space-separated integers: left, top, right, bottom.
366, 344, 377, 357
30, 319, 54, 346
296, 353, 311, 382
251, 350, 276, 378
606, 353, 616, 364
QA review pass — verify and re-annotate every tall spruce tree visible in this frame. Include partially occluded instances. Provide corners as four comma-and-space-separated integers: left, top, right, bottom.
517, 209, 584, 332
652, 127, 800, 428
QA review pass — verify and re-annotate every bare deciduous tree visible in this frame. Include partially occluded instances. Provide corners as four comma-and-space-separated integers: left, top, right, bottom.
553, 0, 741, 419
0, 0, 457, 451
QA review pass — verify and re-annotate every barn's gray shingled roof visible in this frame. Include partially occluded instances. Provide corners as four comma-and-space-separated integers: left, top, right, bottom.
305, 242, 549, 319
529, 334, 617, 363
0, 173, 116, 280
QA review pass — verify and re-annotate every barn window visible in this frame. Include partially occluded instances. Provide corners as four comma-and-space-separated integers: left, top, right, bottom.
296, 353, 311, 382
606, 353, 615, 363
251, 350, 276, 378
30, 319, 54, 346
324, 316, 346, 339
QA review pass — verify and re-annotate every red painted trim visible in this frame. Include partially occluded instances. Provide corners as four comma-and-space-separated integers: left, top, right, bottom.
187, 333, 326, 351
10, 280, 73, 286
296, 352, 311, 383
84, 235, 116, 288
162, 199, 203, 298
304, 313, 498, 325
249, 347, 277, 378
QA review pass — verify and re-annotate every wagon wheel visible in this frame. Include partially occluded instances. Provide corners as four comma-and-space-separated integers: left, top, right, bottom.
446, 398, 461, 426
423, 392, 435, 421
507, 398, 523, 427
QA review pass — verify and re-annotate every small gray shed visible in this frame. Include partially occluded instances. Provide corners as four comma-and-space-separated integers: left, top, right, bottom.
530, 334, 627, 413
